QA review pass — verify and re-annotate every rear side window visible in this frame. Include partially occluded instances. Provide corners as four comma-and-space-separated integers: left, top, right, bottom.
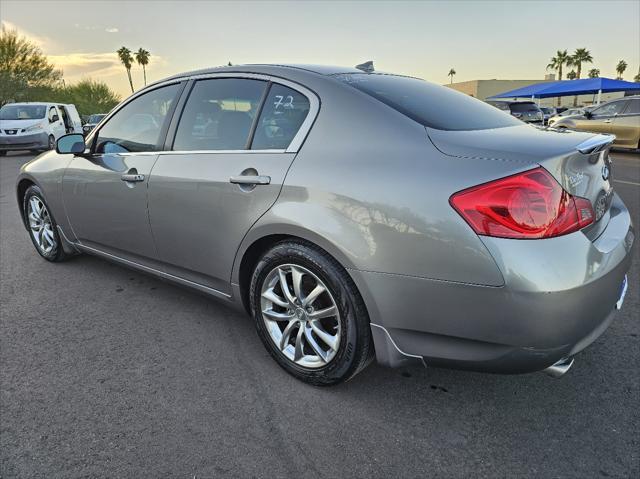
251, 84, 310, 149
510, 103, 540, 113
337, 73, 521, 131
174, 78, 267, 151
624, 98, 639, 114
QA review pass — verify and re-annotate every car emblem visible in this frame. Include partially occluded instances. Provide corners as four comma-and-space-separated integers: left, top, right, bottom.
602, 165, 610, 181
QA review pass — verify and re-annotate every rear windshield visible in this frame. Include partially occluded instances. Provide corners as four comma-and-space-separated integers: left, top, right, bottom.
336, 73, 521, 131
510, 103, 540, 113
0, 104, 46, 120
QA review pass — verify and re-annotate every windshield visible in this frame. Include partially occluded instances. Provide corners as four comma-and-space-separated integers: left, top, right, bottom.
540, 108, 553, 114
510, 103, 540, 113
336, 74, 521, 131
88, 114, 106, 124
0, 104, 46, 120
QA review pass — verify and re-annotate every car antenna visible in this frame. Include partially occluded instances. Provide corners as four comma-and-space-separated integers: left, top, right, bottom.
355, 61, 374, 73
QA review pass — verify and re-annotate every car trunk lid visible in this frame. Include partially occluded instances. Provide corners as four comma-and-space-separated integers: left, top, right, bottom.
427, 124, 616, 239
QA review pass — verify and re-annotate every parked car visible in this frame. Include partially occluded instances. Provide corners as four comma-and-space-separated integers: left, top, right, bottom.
82, 113, 107, 136
16, 64, 633, 385
539, 107, 557, 125
0, 102, 82, 155
551, 96, 640, 149
486, 100, 544, 124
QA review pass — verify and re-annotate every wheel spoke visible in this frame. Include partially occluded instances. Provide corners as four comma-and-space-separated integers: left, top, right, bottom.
293, 324, 305, 361
279, 320, 298, 350
308, 305, 337, 320
261, 287, 288, 308
263, 308, 294, 322
277, 268, 296, 305
310, 320, 338, 351
302, 284, 325, 307
29, 198, 41, 219
291, 266, 304, 303
304, 326, 327, 362
32, 229, 42, 246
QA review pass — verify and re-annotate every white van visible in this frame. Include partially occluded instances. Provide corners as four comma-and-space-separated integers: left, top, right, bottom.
0, 102, 83, 156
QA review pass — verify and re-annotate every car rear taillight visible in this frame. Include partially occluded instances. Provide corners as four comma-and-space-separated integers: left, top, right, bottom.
450, 167, 594, 239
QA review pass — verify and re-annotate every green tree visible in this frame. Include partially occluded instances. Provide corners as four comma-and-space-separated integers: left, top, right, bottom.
117, 46, 134, 93
634, 68, 640, 82
568, 48, 592, 105
546, 49, 570, 80
447, 68, 456, 84
588, 68, 600, 78
0, 26, 62, 106
134, 48, 150, 86
55, 79, 120, 117
567, 70, 577, 80
568, 48, 593, 79
615, 60, 627, 80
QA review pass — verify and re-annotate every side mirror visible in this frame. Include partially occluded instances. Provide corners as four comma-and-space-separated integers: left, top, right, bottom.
50, 114, 59, 123
56, 134, 86, 154
584, 111, 593, 119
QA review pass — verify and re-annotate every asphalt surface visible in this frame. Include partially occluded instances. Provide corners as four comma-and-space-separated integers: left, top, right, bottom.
1, 150, 639, 479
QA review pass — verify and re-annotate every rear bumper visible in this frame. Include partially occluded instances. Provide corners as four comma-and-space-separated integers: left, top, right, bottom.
356, 193, 634, 373
0, 132, 49, 151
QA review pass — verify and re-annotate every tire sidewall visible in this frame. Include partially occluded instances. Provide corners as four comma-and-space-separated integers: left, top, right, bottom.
48, 135, 55, 150
250, 242, 363, 385
23, 185, 63, 261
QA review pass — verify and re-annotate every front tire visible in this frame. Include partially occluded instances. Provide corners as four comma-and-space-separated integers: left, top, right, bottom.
23, 185, 70, 262
250, 240, 373, 386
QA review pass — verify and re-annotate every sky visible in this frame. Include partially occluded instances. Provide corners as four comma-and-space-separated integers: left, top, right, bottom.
1, 0, 638, 98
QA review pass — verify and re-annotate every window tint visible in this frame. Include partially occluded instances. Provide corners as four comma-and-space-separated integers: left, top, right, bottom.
174, 78, 267, 151
0, 104, 46, 120
591, 101, 626, 117
337, 73, 522, 131
510, 103, 540, 113
251, 84, 310, 149
95, 83, 180, 154
623, 98, 639, 114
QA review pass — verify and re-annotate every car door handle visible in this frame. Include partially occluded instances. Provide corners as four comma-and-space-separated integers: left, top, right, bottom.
229, 175, 271, 185
121, 173, 145, 182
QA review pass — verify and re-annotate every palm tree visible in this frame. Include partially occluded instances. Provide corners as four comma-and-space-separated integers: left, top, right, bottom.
615, 60, 628, 80
635, 67, 640, 83
117, 46, 134, 93
568, 48, 593, 79
588, 68, 600, 78
546, 49, 570, 80
447, 68, 456, 84
134, 48, 151, 86
568, 48, 592, 105
547, 49, 571, 106
567, 70, 577, 80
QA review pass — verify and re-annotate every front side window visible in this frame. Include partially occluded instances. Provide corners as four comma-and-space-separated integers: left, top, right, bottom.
251, 83, 310, 149
509, 103, 540, 113
48, 107, 58, 122
95, 83, 180, 154
174, 78, 267, 151
591, 101, 626, 118
337, 73, 522, 131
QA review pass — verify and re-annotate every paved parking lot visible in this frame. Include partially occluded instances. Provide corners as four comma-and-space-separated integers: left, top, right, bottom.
1, 150, 639, 478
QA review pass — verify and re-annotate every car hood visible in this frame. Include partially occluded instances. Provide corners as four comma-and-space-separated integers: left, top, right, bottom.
0, 119, 45, 130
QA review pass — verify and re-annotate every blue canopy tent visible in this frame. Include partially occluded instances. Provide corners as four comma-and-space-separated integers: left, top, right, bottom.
488, 77, 640, 104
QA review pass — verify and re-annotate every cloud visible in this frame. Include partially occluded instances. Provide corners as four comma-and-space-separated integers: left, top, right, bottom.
48, 52, 166, 81
105, 27, 119, 33
1, 20, 51, 49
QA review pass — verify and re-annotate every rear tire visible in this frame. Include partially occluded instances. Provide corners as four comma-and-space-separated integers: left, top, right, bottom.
47, 135, 55, 151
23, 185, 70, 262
250, 240, 374, 386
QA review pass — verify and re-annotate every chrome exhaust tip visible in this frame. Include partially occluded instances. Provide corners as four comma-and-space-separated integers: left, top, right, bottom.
544, 357, 574, 378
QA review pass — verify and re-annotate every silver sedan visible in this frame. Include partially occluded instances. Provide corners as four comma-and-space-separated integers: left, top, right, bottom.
16, 64, 634, 385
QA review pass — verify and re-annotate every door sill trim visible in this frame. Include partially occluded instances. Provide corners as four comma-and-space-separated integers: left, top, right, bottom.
70, 239, 232, 300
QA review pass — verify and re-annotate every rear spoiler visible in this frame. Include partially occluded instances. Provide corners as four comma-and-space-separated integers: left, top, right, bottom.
576, 134, 615, 155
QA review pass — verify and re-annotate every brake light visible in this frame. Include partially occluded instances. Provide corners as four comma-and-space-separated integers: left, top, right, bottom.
450, 167, 594, 239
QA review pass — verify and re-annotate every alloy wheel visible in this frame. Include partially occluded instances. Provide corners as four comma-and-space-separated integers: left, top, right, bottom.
260, 264, 341, 368
27, 196, 56, 254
